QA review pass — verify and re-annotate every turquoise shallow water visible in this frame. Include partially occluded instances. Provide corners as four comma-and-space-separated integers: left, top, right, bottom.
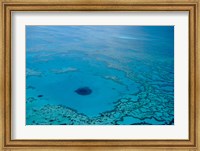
26, 26, 174, 125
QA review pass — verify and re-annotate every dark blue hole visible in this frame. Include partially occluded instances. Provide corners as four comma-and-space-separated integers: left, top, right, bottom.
75, 87, 92, 95
38, 95, 43, 98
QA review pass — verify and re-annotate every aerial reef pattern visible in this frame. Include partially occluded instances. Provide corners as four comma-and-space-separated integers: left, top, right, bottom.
26, 26, 174, 125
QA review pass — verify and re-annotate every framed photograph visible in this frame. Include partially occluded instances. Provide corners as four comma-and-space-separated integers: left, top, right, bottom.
0, 0, 199, 150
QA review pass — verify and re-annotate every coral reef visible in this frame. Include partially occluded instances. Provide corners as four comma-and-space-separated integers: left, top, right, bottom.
51, 67, 78, 74
26, 68, 42, 77
26, 93, 173, 125
26, 26, 174, 125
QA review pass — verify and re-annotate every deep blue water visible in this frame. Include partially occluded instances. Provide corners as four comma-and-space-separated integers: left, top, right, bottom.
26, 26, 174, 125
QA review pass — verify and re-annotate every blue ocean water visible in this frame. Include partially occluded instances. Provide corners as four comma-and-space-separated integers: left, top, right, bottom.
26, 26, 174, 125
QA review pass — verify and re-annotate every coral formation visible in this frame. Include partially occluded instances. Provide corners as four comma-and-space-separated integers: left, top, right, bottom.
26, 68, 42, 77
51, 67, 78, 74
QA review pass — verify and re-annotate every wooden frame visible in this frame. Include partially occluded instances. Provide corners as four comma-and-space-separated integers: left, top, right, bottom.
0, 0, 199, 150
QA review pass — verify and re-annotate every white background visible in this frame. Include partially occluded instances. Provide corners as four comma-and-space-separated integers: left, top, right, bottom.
11, 12, 189, 140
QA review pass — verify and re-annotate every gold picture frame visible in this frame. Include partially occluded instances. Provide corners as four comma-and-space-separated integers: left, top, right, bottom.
0, 0, 199, 150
